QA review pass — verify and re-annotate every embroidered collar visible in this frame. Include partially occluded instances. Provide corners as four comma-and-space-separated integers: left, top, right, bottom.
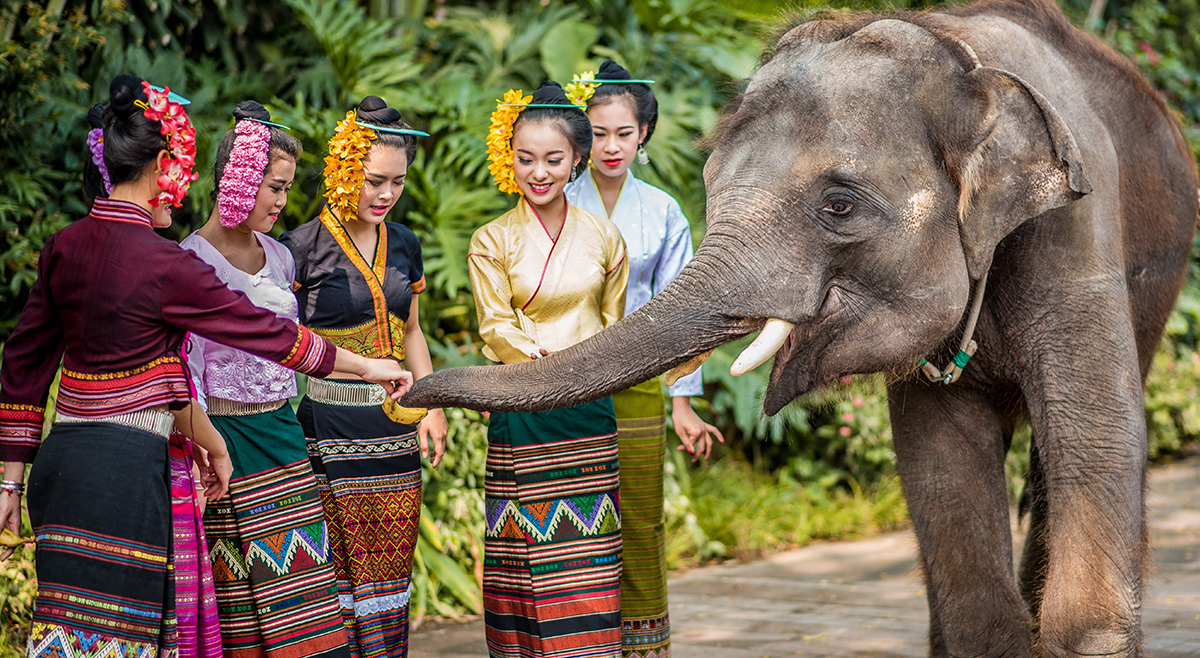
90, 198, 154, 227
318, 208, 397, 358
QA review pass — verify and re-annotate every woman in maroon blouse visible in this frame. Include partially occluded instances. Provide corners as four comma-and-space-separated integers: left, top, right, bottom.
0, 74, 412, 658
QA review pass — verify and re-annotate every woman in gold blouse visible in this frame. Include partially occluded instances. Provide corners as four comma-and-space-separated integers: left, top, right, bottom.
469, 81, 629, 658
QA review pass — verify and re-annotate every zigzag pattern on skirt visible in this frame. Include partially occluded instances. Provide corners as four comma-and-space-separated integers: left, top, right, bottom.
485, 493, 620, 543
208, 522, 329, 581
27, 622, 165, 658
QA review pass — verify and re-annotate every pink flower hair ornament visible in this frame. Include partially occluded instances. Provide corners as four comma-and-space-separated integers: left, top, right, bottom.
138, 81, 199, 209
217, 119, 272, 227
86, 128, 112, 195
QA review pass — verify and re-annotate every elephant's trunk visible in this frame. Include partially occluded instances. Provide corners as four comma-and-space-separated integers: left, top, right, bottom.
402, 248, 757, 412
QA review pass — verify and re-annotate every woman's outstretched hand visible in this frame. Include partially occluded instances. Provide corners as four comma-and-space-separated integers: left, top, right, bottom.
360, 358, 414, 399
331, 348, 414, 399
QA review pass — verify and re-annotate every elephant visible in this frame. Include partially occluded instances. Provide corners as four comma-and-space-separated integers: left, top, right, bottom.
404, 0, 1198, 655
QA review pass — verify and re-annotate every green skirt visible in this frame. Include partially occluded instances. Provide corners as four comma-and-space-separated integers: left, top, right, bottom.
611, 378, 670, 658
204, 404, 349, 658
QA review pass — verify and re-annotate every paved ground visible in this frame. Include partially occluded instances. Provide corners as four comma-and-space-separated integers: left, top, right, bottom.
411, 458, 1200, 657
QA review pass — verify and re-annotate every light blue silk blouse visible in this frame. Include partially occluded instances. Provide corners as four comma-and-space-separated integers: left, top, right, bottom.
566, 170, 703, 397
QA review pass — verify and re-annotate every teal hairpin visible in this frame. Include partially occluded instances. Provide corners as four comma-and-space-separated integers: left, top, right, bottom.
500, 103, 587, 110
355, 121, 430, 137
247, 118, 293, 131
149, 85, 191, 106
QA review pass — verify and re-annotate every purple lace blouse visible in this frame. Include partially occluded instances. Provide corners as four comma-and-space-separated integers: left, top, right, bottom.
181, 232, 300, 408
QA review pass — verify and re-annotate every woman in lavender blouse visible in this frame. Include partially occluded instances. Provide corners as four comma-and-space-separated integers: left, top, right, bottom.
182, 102, 350, 658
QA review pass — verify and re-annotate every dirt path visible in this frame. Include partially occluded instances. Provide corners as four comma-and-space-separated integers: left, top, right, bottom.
410, 458, 1200, 657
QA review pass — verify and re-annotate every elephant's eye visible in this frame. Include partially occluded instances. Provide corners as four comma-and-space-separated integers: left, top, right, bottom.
822, 200, 854, 216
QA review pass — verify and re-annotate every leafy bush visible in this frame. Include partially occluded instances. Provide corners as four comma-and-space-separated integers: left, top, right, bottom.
0, 501, 34, 658
412, 408, 488, 624
663, 449, 909, 567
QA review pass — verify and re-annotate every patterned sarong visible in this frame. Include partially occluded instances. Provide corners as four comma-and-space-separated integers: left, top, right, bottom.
204, 405, 348, 658
298, 394, 423, 658
169, 433, 222, 658
611, 380, 669, 658
483, 398, 623, 658
25, 423, 179, 658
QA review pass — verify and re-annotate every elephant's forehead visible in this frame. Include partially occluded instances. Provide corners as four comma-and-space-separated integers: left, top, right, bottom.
747, 52, 939, 147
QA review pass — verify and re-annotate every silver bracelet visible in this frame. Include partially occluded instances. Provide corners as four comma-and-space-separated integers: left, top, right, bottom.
1, 480, 25, 495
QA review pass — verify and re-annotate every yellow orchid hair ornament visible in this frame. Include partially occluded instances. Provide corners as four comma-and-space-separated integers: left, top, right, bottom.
323, 110, 376, 219
488, 89, 532, 195
564, 71, 598, 107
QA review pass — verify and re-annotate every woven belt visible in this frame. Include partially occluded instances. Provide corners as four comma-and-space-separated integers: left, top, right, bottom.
56, 407, 174, 438
206, 397, 287, 417
306, 378, 387, 407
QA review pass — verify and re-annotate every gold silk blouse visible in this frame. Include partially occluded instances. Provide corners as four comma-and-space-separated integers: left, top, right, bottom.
469, 198, 629, 364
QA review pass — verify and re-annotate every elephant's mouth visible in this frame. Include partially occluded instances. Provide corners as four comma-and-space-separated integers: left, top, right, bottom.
758, 306, 842, 415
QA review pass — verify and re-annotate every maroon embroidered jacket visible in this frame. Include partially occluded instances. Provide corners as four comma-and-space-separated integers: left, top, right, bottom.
0, 199, 336, 462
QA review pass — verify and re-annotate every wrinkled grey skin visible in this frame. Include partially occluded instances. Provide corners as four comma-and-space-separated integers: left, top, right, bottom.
404, 1, 1197, 655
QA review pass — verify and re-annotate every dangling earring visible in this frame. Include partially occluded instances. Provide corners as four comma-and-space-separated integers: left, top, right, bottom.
637, 143, 650, 166
570, 167, 578, 182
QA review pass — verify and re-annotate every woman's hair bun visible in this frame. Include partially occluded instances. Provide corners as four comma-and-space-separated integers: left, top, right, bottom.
87, 104, 106, 129
232, 100, 271, 122
530, 80, 570, 105
109, 74, 146, 119
356, 95, 402, 125
597, 60, 632, 81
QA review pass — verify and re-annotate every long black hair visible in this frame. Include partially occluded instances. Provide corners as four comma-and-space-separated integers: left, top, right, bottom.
211, 101, 303, 201
590, 60, 658, 146
101, 74, 170, 187
513, 81, 593, 178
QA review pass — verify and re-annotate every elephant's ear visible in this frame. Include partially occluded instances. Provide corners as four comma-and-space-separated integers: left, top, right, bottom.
956, 67, 1092, 280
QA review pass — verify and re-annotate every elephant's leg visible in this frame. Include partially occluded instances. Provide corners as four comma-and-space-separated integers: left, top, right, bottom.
920, 546, 950, 657
1018, 439, 1049, 629
1025, 364, 1146, 658
889, 381, 1033, 658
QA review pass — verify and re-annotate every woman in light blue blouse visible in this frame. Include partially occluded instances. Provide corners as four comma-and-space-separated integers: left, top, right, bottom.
565, 59, 723, 658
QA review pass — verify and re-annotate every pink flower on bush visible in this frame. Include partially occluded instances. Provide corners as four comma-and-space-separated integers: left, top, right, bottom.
1137, 41, 1161, 65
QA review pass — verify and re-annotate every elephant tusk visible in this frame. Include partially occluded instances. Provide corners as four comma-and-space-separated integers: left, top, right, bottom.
664, 349, 713, 386
730, 318, 795, 376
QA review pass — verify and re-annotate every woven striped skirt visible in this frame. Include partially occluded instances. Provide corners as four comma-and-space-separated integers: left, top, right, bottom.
297, 387, 423, 658
203, 403, 349, 658
483, 398, 623, 658
611, 380, 669, 658
169, 433, 222, 658
25, 423, 179, 658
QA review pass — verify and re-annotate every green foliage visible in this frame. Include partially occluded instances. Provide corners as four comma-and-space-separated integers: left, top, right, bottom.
0, 2, 111, 334
663, 450, 909, 567
413, 408, 489, 624
0, 500, 34, 658
1062, 0, 1200, 155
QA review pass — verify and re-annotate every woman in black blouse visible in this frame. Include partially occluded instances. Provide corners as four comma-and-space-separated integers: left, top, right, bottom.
280, 96, 445, 658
